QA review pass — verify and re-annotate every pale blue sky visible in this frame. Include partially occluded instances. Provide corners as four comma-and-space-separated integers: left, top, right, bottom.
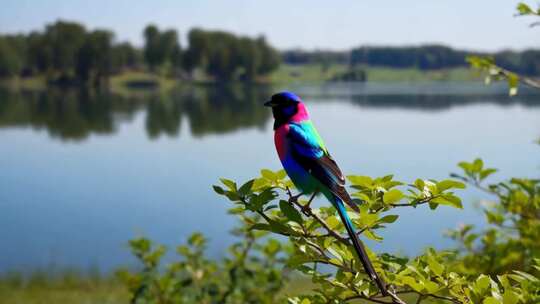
0, 0, 537, 51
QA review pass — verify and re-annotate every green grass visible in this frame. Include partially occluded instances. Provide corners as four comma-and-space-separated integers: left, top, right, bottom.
269, 63, 481, 83
0, 271, 128, 304
268, 63, 349, 83
0, 76, 47, 90
0, 271, 449, 304
364, 66, 480, 82
109, 71, 178, 94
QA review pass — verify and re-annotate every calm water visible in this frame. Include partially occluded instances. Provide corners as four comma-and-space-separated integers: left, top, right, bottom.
0, 82, 539, 273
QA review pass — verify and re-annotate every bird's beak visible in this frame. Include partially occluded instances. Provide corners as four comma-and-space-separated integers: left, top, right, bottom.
264, 100, 277, 107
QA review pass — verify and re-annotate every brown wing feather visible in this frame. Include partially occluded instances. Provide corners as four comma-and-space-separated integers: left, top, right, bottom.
297, 152, 359, 212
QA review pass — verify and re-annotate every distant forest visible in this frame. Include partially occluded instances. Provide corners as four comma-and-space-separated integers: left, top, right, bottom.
283, 46, 540, 76
0, 21, 281, 84
0, 20, 539, 86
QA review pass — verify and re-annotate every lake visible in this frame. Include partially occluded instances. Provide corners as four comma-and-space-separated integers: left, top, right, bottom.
0, 82, 539, 273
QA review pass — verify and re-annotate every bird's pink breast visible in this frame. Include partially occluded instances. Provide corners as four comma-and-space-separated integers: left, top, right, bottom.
274, 124, 289, 161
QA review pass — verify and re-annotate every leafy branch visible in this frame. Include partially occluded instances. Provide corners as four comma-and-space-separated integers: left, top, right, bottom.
214, 169, 473, 303
119, 159, 539, 304
468, 2, 540, 95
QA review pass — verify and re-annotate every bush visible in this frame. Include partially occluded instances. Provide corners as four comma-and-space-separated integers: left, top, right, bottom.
121, 159, 540, 303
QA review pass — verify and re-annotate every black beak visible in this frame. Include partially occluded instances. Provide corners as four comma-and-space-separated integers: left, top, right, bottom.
264, 100, 275, 107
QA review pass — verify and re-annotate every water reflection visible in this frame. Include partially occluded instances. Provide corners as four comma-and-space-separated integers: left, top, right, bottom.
0, 84, 539, 141
0, 85, 273, 141
347, 94, 540, 111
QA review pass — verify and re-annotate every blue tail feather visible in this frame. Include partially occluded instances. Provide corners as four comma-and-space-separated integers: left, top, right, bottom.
333, 196, 388, 295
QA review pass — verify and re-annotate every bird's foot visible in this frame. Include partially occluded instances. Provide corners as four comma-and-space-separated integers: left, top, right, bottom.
300, 203, 312, 215
288, 193, 303, 204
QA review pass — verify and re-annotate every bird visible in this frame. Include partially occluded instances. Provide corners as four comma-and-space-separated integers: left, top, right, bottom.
264, 91, 388, 295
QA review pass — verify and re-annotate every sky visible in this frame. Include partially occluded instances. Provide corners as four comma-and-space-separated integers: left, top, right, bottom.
0, 0, 537, 52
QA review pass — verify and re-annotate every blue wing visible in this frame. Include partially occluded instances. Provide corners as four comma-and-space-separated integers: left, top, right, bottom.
288, 122, 356, 210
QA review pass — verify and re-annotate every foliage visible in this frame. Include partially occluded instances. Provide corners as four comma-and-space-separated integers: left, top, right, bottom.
118, 224, 289, 303
0, 37, 24, 77
0, 21, 281, 84
350, 45, 468, 70
281, 47, 540, 79
183, 28, 280, 81
143, 25, 180, 72
448, 159, 540, 276
0, 269, 128, 304
120, 157, 540, 303
468, 2, 540, 95
212, 165, 539, 303
0, 21, 140, 85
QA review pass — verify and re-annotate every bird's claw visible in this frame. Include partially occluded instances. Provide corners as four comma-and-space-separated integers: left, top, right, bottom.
288, 193, 303, 204
300, 204, 311, 215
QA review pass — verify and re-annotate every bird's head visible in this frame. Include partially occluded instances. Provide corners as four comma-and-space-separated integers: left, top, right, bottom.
264, 91, 309, 129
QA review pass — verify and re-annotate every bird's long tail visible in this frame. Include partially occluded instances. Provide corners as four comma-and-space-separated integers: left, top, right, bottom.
333, 196, 388, 296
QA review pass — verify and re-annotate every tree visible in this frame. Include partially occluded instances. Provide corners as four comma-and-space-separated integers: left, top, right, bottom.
76, 30, 114, 85
0, 38, 23, 77
111, 42, 140, 71
183, 28, 210, 74
143, 25, 181, 72
256, 36, 280, 76
143, 25, 161, 71
44, 21, 87, 76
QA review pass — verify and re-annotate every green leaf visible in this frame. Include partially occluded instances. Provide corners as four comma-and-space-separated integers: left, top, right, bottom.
473, 158, 484, 172
363, 229, 383, 241
502, 290, 519, 304
483, 297, 502, 304
279, 200, 303, 223
423, 280, 440, 293
238, 179, 254, 196
414, 179, 425, 190
212, 185, 225, 195
427, 257, 444, 276
480, 168, 497, 181
458, 161, 473, 173
228, 206, 245, 214
261, 169, 277, 181
300, 298, 311, 304
188, 233, 206, 247
264, 239, 281, 256
327, 246, 344, 262
378, 214, 399, 224
250, 223, 272, 231
512, 270, 539, 282
252, 177, 270, 190
475, 274, 491, 294
431, 195, 463, 209
348, 175, 373, 187
383, 189, 404, 204
326, 216, 341, 230
400, 276, 424, 292
436, 180, 466, 192
277, 169, 287, 179
220, 178, 237, 191
517, 3, 534, 15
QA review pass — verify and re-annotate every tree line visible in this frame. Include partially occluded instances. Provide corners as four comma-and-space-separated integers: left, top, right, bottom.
283, 45, 540, 76
0, 20, 281, 84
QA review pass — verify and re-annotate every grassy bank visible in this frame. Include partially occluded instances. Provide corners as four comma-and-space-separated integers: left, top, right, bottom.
0, 271, 128, 304
269, 63, 480, 83
0, 271, 438, 304
0, 64, 483, 93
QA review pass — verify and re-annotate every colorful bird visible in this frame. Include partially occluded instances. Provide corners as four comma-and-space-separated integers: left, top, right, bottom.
264, 91, 388, 295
